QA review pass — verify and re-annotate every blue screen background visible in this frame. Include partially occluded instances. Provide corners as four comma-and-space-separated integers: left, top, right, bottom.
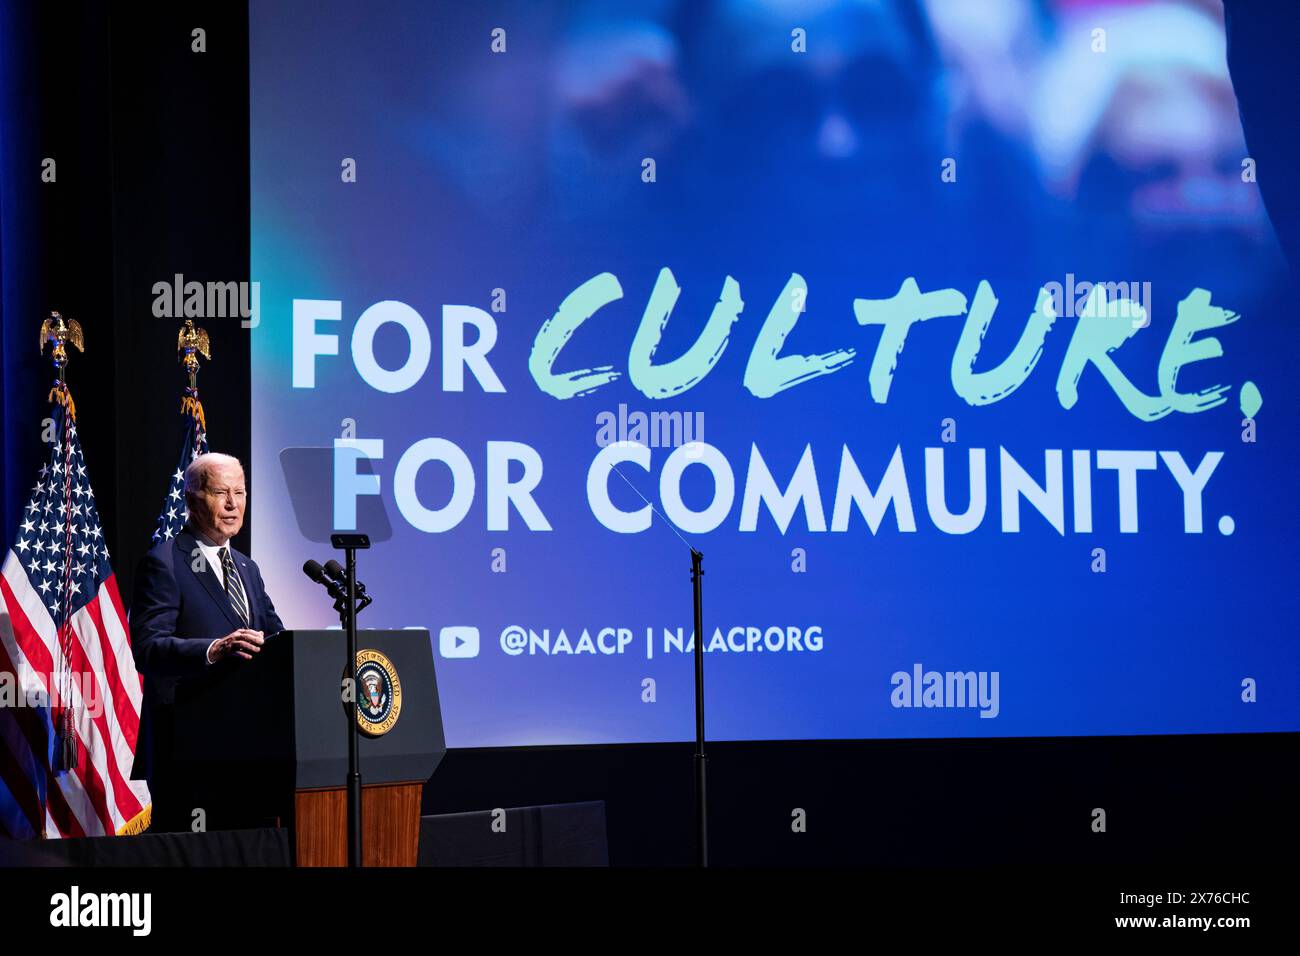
250, 0, 1299, 746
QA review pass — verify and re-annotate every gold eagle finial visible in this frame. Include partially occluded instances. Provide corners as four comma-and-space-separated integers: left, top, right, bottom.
177, 319, 211, 381
178, 319, 211, 360
39, 311, 84, 358
41, 311, 82, 415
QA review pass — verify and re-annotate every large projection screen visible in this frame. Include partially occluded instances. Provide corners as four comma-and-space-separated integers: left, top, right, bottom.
250, 0, 1299, 747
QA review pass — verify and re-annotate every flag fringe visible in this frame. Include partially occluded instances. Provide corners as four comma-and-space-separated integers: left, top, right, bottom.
117, 802, 152, 836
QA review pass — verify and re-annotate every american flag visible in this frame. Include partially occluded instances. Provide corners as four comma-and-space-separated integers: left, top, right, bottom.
152, 386, 208, 543
0, 386, 151, 837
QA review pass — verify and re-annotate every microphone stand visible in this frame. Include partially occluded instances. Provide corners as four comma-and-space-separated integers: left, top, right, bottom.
691, 548, 707, 867
345, 546, 361, 869
607, 464, 709, 867
330, 533, 370, 869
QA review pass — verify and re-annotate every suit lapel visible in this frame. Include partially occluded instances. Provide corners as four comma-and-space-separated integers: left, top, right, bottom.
176, 529, 244, 631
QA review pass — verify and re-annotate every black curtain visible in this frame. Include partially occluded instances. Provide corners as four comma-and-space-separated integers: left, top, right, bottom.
0, 2, 250, 605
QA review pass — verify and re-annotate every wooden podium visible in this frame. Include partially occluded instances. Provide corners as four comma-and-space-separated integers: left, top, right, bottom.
170, 629, 445, 866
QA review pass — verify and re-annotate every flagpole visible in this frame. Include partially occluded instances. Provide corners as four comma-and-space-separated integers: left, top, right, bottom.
40, 312, 84, 774
178, 319, 210, 451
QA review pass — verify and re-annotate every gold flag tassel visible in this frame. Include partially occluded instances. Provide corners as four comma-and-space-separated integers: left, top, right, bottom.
180, 387, 207, 431
117, 803, 152, 836
47, 382, 77, 422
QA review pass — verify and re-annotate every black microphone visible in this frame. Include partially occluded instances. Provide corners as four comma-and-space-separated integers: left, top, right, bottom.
323, 559, 367, 595
323, 559, 372, 613
303, 559, 347, 600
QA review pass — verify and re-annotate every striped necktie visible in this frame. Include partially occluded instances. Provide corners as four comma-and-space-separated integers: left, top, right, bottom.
220, 546, 250, 626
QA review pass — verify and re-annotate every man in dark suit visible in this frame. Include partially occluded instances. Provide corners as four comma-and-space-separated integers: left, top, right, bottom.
130, 452, 284, 831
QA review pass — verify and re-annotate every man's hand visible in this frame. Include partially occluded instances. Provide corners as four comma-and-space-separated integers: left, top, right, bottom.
207, 629, 265, 663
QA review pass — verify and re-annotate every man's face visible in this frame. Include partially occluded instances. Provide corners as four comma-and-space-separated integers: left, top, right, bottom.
190, 462, 246, 544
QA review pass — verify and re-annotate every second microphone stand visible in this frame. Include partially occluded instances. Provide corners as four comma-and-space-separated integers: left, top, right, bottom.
691, 548, 707, 867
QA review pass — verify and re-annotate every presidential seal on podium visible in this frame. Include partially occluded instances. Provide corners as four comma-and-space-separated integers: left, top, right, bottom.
353, 648, 402, 737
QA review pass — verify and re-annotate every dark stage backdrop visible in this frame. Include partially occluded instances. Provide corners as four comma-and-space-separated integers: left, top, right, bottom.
0, 2, 252, 603
0, 1, 1295, 864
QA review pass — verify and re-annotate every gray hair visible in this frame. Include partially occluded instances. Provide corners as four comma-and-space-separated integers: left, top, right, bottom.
184, 452, 245, 498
